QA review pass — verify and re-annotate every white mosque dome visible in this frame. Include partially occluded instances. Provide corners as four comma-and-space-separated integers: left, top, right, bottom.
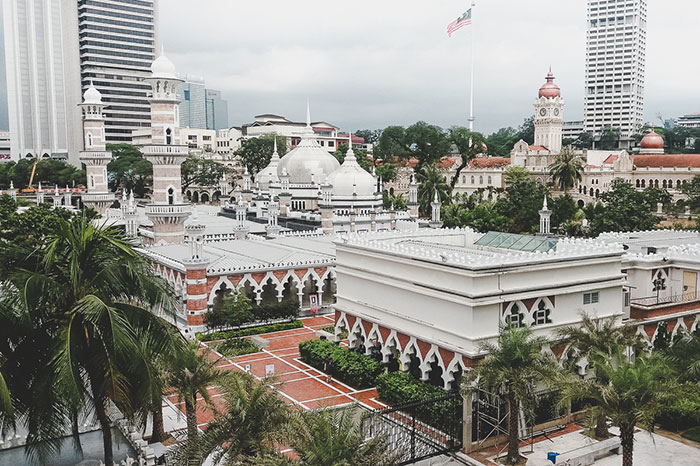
151, 47, 177, 79
257, 139, 281, 188
276, 105, 339, 184
83, 82, 102, 105
326, 146, 376, 197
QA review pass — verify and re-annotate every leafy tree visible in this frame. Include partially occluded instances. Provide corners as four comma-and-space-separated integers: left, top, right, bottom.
448, 127, 486, 189
550, 194, 579, 232
556, 313, 642, 438
588, 179, 662, 236
663, 331, 700, 383
375, 163, 397, 183
382, 191, 407, 210
261, 406, 401, 466
573, 132, 594, 150
207, 292, 254, 330
503, 166, 530, 186
235, 135, 287, 176
442, 202, 510, 232
558, 352, 671, 466
332, 142, 372, 172
515, 116, 535, 144
107, 144, 152, 197
375, 122, 451, 170
0, 158, 85, 189
354, 129, 382, 145
597, 126, 621, 150
167, 341, 225, 460
416, 163, 451, 217
465, 326, 557, 464
190, 372, 291, 465
1, 211, 178, 465
494, 177, 548, 234
680, 175, 700, 212
485, 127, 518, 157
181, 155, 227, 191
549, 147, 584, 193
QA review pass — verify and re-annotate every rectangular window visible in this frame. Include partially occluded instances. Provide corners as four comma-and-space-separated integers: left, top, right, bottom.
583, 292, 600, 305
183, 89, 190, 100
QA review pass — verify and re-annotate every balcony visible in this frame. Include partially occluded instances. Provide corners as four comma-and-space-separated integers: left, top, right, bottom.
145, 204, 191, 218
142, 145, 188, 156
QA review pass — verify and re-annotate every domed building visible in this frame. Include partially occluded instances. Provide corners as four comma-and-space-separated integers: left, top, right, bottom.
225, 104, 419, 234
639, 128, 665, 155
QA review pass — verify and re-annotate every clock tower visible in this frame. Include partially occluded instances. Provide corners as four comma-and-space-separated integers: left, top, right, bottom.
533, 69, 564, 154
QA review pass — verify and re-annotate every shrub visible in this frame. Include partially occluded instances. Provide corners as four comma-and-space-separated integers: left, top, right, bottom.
253, 300, 300, 322
375, 371, 459, 433
215, 338, 260, 357
196, 320, 304, 342
299, 339, 382, 389
657, 383, 700, 431
206, 293, 299, 331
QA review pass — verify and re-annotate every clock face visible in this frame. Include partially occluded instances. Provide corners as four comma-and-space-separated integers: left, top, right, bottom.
554, 108, 560, 116
540, 108, 547, 117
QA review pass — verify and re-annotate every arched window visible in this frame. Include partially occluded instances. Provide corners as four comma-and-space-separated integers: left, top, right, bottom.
166, 128, 173, 145
641, 179, 646, 188
487, 176, 492, 184
636, 179, 640, 188
654, 179, 659, 188
677, 180, 682, 189
168, 187, 175, 205
595, 189, 600, 198
662, 180, 667, 189
532, 299, 552, 326
589, 187, 594, 196
479, 176, 483, 184
461, 175, 466, 184
504, 303, 524, 328
470, 176, 475, 184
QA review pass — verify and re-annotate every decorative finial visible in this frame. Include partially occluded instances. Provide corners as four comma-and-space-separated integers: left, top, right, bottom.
38, 181, 42, 191
433, 189, 439, 203
273, 135, 278, 155
9, 181, 13, 190
306, 99, 311, 127
543, 194, 548, 210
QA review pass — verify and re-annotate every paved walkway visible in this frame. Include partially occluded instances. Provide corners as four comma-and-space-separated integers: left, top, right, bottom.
162, 315, 386, 434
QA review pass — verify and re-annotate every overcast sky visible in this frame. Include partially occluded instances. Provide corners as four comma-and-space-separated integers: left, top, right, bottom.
1, 0, 698, 135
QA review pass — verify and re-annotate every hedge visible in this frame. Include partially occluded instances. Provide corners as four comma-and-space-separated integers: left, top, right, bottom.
197, 320, 303, 342
215, 338, 261, 357
657, 383, 700, 432
376, 371, 460, 434
299, 339, 382, 389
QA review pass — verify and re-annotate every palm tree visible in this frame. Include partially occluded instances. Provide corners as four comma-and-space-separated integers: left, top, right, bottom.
3, 212, 178, 465
548, 147, 584, 193
558, 352, 671, 466
167, 341, 224, 457
193, 371, 290, 465
261, 405, 400, 466
465, 326, 557, 465
556, 313, 643, 438
663, 330, 700, 383
416, 163, 451, 218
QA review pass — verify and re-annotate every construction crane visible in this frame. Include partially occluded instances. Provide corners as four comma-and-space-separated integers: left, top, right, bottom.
20, 158, 40, 193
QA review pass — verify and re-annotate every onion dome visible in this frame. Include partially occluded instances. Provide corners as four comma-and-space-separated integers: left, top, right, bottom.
640, 128, 664, 150
83, 81, 103, 105
277, 102, 340, 184
326, 134, 376, 197
538, 69, 560, 99
256, 137, 281, 188
151, 46, 178, 79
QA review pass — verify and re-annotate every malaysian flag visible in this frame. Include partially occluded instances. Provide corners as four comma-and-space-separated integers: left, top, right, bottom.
447, 8, 472, 37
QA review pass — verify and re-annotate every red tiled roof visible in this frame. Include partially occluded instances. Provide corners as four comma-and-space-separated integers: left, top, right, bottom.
602, 154, 619, 164
469, 157, 511, 168
528, 145, 548, 151
632, 154, 700, 168
436, 156, 461, 168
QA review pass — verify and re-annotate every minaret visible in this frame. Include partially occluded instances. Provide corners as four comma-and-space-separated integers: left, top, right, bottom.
278, 168, 292, 215
234, 200, 249, 240
539, 195, 551, 236
408, 175, 419, 218
266, 200, 281, 237
218, 175, 230, 208
241, 167, 253, 204
8, 181, 16, 201
52, 185, 62, 208
36, 182, 44, 205
320, 183, 334, 235
183, 207, 210, 332
429, 190, 442, 228
124, 191, 139, 238
534, 68, 564, 153
143, 47, 191, 244
79, 82, 115, 215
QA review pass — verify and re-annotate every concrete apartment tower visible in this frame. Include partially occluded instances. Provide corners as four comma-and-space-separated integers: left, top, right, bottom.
584, 0, 646, 148
78, 82, 114, 215
143, 48, 190, 244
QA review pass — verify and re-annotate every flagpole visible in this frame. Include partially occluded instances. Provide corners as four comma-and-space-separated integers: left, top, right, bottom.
468, 1, 476, 131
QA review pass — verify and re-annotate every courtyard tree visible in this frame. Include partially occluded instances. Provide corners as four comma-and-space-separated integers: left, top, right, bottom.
375, 122, 451, 170
494, 176, 548, 234
354, 129, 382, 146
556, 313, 642, 438
588, 179, 664, 236
416, 163, 451, 217
465, 326, 557, 465
235, 135, 287, 176
558, 352, 671, 466
447, 127, 486, 189
1, 211, 178, 465
107, 143, 152, 197
333, 142, 372, 172
549, 147, 584, 193
597, 126, 621, 150
503, 166, 530, 186
484, 127, 518, 157
181, 155, 228, 191
167, 341, 225, 458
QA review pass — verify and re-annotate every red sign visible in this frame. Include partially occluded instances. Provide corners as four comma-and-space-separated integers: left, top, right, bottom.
309, 294, 319, 314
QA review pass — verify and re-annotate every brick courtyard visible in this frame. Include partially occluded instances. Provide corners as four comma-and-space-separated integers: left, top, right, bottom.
162, 314, 387, 434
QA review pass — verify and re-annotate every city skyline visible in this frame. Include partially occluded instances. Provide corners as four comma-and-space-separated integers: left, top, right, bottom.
1, 0, 699, 136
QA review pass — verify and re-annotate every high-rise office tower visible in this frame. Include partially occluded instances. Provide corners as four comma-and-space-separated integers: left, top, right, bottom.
584, 0, 646, 148
3, 0, 83, 163
205, 89, 228, 130
78, 0, 159, 144
177, 75, 206, 128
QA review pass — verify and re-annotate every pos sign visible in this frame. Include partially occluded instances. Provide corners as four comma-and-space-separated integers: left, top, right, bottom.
309, 294, 319, 314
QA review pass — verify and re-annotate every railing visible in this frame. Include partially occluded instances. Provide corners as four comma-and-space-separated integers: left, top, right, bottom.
145, 204, 190, 216
141, 144, 189, 155
631, 290, 700, 307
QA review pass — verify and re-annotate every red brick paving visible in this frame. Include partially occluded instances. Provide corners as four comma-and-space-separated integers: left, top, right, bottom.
179, 315, 388, 428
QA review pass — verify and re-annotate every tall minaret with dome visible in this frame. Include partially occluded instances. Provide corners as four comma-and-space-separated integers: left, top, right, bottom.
533, 69, 564, 154
79, 82, 115, 215
142, 47, 191, 245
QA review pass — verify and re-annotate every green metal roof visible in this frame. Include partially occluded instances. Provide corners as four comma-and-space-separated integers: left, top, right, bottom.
474, 232, 558, 253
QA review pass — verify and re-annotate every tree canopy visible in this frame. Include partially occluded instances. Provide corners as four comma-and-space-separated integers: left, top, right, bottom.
235, 135, 287, 176
181, 155, 228, 190
0, 158, 85, 189
587, 179, 665, 236
374, 122, 451, 170
106, 143, 152, 197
